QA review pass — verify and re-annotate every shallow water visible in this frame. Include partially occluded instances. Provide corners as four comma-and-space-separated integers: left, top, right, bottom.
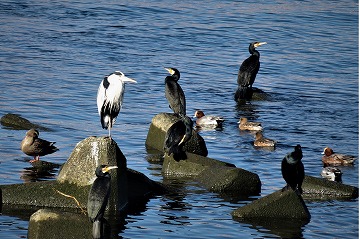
0, 0, 358, 238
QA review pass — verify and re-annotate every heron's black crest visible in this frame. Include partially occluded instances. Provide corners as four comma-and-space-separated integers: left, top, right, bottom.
103, 76, 110, 89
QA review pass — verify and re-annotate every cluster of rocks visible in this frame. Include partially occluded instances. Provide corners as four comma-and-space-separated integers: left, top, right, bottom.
0, 113, 358, 238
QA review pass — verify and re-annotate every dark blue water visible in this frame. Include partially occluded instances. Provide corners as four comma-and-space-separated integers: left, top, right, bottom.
0, 0, 358, 238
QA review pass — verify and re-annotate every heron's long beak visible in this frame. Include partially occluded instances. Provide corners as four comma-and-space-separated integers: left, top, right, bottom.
102, 166, 118, 173
123, 76, 137, 83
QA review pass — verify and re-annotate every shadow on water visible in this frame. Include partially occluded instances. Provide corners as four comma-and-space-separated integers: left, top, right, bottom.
233, 217, 310, 239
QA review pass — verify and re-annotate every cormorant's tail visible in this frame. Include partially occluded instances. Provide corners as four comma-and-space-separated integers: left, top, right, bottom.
234, 86, 253, 101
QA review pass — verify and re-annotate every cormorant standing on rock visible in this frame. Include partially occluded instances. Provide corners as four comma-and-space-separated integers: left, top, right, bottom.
97, 71, 137, 137
235, 42, 267, 101
164, 67, 186, 116
281, 144, 305, 194
87, 165, 118, 239
164, 115, 193, 161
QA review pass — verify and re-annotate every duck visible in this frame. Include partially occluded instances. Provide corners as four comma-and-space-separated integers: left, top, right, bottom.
238, 117, 263, 131
320, 167, 342, 182
193, 110, 224, 128
253, 131, 276, 147
20, 128, 59, 163
321, 147, 356, 166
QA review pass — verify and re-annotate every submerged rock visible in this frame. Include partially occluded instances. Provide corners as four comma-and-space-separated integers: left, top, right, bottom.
0, 113, 51, 131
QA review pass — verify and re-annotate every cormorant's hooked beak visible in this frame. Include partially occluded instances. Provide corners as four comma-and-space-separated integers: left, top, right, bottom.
254, 42, 267, 48
102, 166, 118, 173
164, 67, 175, 75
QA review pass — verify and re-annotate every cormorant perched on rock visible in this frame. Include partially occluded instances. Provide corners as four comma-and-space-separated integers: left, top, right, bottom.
20, 128, 58, 163
97, 71, 137, 137
164, 115, 193, 161
164, 67, 186, 116
281, 144, 305, 194
87, 165, 118, 239
235, 42, 267, 101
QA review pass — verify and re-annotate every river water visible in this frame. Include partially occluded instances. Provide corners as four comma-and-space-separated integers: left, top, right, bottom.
0, 0, 358, 238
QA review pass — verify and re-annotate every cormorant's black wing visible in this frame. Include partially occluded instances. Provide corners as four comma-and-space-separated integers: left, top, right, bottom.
165, 79, 186, 115
237, 55, 260, 87
87, 177, 111, 222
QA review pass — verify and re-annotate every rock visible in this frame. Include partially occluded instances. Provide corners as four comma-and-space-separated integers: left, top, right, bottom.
28, 209, 93, 239
145, 113, 208, 157
162, 153, 261, 195
57, 136, 128, 211
0, 113, 51, 131
302, 175, 358, 199
0, 136, 170, 211
231, 189, 311, 220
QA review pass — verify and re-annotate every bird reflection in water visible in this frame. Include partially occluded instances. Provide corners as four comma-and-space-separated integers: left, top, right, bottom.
20, 160, 60, 182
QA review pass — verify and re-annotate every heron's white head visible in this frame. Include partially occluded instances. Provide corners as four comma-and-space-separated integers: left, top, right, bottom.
113, 71, 137, 83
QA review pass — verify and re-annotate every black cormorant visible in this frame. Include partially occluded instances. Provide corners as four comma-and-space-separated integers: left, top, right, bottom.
20, 128, 58, 163
281, 144, 304, 194
235, 42, 267, 101
97, 71, 137, 137
164, 115, 193, 161
87, 165, 118, 239
164, 67, 186, 116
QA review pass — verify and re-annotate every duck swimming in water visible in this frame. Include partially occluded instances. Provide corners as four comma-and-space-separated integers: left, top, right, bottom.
20, 128, 59, 163
253, 131, 276, 147
321, 147, 356, 166
238, 117, 263, 131
281, 144, 304, 194
320, 166, 342, 182
193, 110, 224, 128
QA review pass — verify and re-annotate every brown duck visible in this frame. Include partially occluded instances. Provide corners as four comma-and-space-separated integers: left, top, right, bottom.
322, 147, 356, 166
20, 128, 58, 163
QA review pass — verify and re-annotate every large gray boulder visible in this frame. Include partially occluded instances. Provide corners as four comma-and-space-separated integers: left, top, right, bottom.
1, 136, 169, 211
231, 189, 311, 220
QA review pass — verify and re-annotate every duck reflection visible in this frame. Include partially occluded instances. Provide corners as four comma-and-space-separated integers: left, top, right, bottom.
20, 160, 61, 182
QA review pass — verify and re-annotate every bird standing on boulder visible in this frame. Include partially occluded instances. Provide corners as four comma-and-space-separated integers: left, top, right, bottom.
281, 144, 305, 194
20, 128, 58, 163
164, 115, 193, 161
87, 165, 118, 239
97, 71, 137, 137
235, 41, 267, 101
164, 67, 186, 116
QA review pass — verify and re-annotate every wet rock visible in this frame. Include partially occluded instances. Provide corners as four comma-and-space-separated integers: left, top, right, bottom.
145, 113, 208, 157
231, 189, 311, 220
0, 113, 51, 131
162, 153, 261, 195
302, 175, 358, 199
0, 136, 170, 211
28, 209, 93, 239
